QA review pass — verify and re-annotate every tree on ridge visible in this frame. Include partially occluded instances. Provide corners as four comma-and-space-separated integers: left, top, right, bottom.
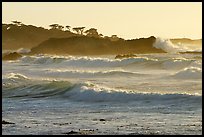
66, 25, 71, 31
72, 27, 85, 35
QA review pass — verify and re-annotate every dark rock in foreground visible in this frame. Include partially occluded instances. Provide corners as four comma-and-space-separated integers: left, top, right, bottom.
65, 130, 79, 135
64, 129, 95, 135
179, 51, 202, 54
115, 54, 137, 59
2, 52, 22, 60
99, 119, 106, 121
2, 120, 15, 124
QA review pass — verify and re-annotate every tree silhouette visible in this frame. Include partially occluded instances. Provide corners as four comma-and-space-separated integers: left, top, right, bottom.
78, 27, 85, 35
57, 25, 64, 31
49, 24, 59, 29
72, 27, 85, 35
99, 34, 103, 38
66, 25, 71, 31
72, 27, 80, 34
49, 24, 64, 31
12, 21, 22, 26
111, 35, 118, 38
84, 28, 99, 37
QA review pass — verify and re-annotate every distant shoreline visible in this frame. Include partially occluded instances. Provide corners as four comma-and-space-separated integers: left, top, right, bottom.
3, 23, 202, 55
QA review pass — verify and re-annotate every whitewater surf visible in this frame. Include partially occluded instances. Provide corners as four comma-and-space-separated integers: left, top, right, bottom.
2, 49, 202, 135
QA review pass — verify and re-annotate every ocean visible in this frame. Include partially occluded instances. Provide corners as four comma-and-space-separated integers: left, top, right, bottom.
2, 53, 202, 135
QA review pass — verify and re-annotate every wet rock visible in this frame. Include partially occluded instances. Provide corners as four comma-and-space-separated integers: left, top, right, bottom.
53, 122, 70, 126
115, 54, 137, 59
2, 120, 15, 124
64, 130, 79, 135
99, 119, 106, 121
2, 52, 22, 60
64, 129, 95, 135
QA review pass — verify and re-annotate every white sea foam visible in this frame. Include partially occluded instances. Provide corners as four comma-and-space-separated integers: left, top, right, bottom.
44, 69, 144, 78
20, 55, 157, 67
2, 51, 202, 135
2, 53, 202, 100
153, 37, 190, 53
2, 73, 30, 89
18, 54, 201, 73
3, 73, 29, 80
2, 80, 201, 102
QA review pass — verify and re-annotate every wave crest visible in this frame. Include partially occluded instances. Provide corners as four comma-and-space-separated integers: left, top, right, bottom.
153, 37, 190, 53
2, 80, 201, 103
172, 67, 202, 79
20, 55, 157, 67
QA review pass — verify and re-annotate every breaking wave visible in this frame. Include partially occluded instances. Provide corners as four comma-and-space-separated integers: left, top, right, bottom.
2, 77, 201, 103
172, 67, 202, 79
20, 55, 156, 67
20, 55, 66, 64
18, 55, 201, 71
161, 58, 200, 70
153, 37, 200, 53
44, 69, 146, 78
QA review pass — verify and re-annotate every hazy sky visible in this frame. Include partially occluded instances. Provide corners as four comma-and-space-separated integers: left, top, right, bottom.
2, 2, 202, 39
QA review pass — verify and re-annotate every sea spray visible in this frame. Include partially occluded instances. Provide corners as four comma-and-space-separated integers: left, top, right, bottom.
153, 37, 189, 53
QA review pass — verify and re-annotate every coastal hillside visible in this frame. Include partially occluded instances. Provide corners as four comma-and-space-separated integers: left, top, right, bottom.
2, 22, 76, 50
2, 22, 201, 55
30, 36, 165, 55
